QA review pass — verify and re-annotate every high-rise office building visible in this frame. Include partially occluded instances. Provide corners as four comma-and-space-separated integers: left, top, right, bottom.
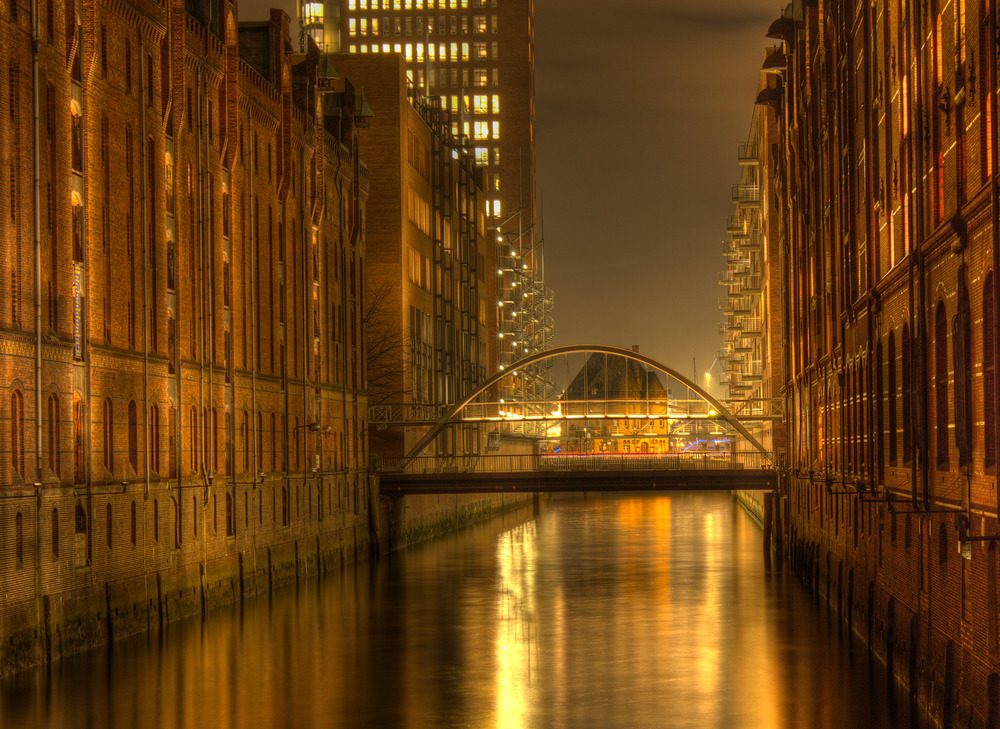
301, 0, 553, 390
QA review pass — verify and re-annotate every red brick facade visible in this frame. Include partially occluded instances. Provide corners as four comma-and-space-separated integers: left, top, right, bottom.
0, 0, 373, 673
762, 3, 1000, 725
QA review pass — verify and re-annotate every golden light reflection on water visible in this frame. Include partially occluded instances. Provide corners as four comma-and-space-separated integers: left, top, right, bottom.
495, 521, 537, 729
1, 494, 923, 729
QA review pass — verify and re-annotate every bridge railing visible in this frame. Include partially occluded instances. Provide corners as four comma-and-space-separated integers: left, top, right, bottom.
374, 451, 775, 476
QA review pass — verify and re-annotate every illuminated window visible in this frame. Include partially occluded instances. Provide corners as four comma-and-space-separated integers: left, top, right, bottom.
492, 120, 499, 138
416, 44, 424, 61
451, 41, 458, 58
372, 18, 379, 33
394, 17, 402, 34
360, 18, 367, 34
303, 2, 323, 23
462, 42, 469, 60
383, 43, 390, 52
394, 43, 402, 53
474, 15, 486, 32
405, 44, 413, 60
473, 69, 487, 86
492, 199, 501, 216
475, 147, 488, 164
474, 41, 487, 58
473, 95, 488, 113
474, 121, 489, 139
348, 18, 357, 36
348, 0, 355, 8
492, 94, 499, 112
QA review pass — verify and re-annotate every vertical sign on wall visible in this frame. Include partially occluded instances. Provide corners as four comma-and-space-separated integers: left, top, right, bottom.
73, 262, 84, 360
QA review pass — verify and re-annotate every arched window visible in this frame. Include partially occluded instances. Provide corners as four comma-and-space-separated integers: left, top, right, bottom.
48, 393, 60, 477
74, 394, 85, 483
270, 412, 276, 472
212, 407, 219, 473
226, 491, 234, 537
888, 332, 897, 466
191, 406, 199, 472
15, 511, 23, 568
168, 404, 177, 478
954, 269, 972, 468
281, 486, 289, 526
876, 341, 884, 484
936, 301, 949, 470
167, 313, 175, 373
128, 400, 138, 472
257, 412, 263, 473
150, 404, 160, 474
75, 502, 87, 568
10, 390, 24, 479
172, 498, 179, 548
242, 410, 250, 473
986, 272, 996, 471
902, 324, 913, 465
103, 397, 114, 476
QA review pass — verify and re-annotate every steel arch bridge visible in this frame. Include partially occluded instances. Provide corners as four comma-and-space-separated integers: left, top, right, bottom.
372, 346, 779, 492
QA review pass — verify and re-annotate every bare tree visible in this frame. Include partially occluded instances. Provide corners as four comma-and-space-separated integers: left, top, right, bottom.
364, 281, 407, 406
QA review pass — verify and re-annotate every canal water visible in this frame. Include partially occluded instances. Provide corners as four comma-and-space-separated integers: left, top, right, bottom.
2, 492, 925, 729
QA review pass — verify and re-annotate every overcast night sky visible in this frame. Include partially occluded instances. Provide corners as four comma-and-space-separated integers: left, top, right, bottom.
244, 0, 781, 385
532, 1, 778, 382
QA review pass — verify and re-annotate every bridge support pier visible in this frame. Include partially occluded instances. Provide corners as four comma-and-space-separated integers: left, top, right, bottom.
763, 491, 774, 563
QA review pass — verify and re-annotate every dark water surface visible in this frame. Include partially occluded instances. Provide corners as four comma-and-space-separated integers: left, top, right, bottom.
2, 493, 925, 729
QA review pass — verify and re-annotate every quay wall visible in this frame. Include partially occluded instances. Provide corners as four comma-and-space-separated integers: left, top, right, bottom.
772, 479, 1000, 729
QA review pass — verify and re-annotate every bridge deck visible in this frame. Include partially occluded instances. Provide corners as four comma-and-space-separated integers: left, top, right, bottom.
379, 468, 778, 495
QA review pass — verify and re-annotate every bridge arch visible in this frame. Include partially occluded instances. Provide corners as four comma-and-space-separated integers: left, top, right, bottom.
401, 344, 774, 466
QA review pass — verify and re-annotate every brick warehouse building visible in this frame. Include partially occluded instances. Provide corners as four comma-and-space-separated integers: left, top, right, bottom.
304, 0, 555, 396
0, 0, 374, 673
333, 52, 496, 461
758, 1, 1000, 724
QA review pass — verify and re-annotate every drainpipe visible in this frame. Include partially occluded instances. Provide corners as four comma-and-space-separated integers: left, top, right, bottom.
140, 35, 150, 500
250, 131, 258, 487
912, 9, 929, 508
31, 0, 42, 486
196, 70, 205, 492
30, 0, 42, 639
991, 2, 1000, 521
300, 146, 309, 473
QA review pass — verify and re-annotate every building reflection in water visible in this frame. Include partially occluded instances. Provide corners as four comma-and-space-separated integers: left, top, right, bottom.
1, 493, 923, 729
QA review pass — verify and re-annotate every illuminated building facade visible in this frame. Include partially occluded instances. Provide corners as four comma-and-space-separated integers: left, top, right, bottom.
759, 2, 1000, 724
333, 53, 495, 459
0, 1, 372, 671
303, 0, 553, 400
719, 54, 786, 457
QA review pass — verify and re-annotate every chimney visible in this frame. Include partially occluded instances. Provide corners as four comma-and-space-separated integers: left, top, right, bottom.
631, 345, 640, 353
